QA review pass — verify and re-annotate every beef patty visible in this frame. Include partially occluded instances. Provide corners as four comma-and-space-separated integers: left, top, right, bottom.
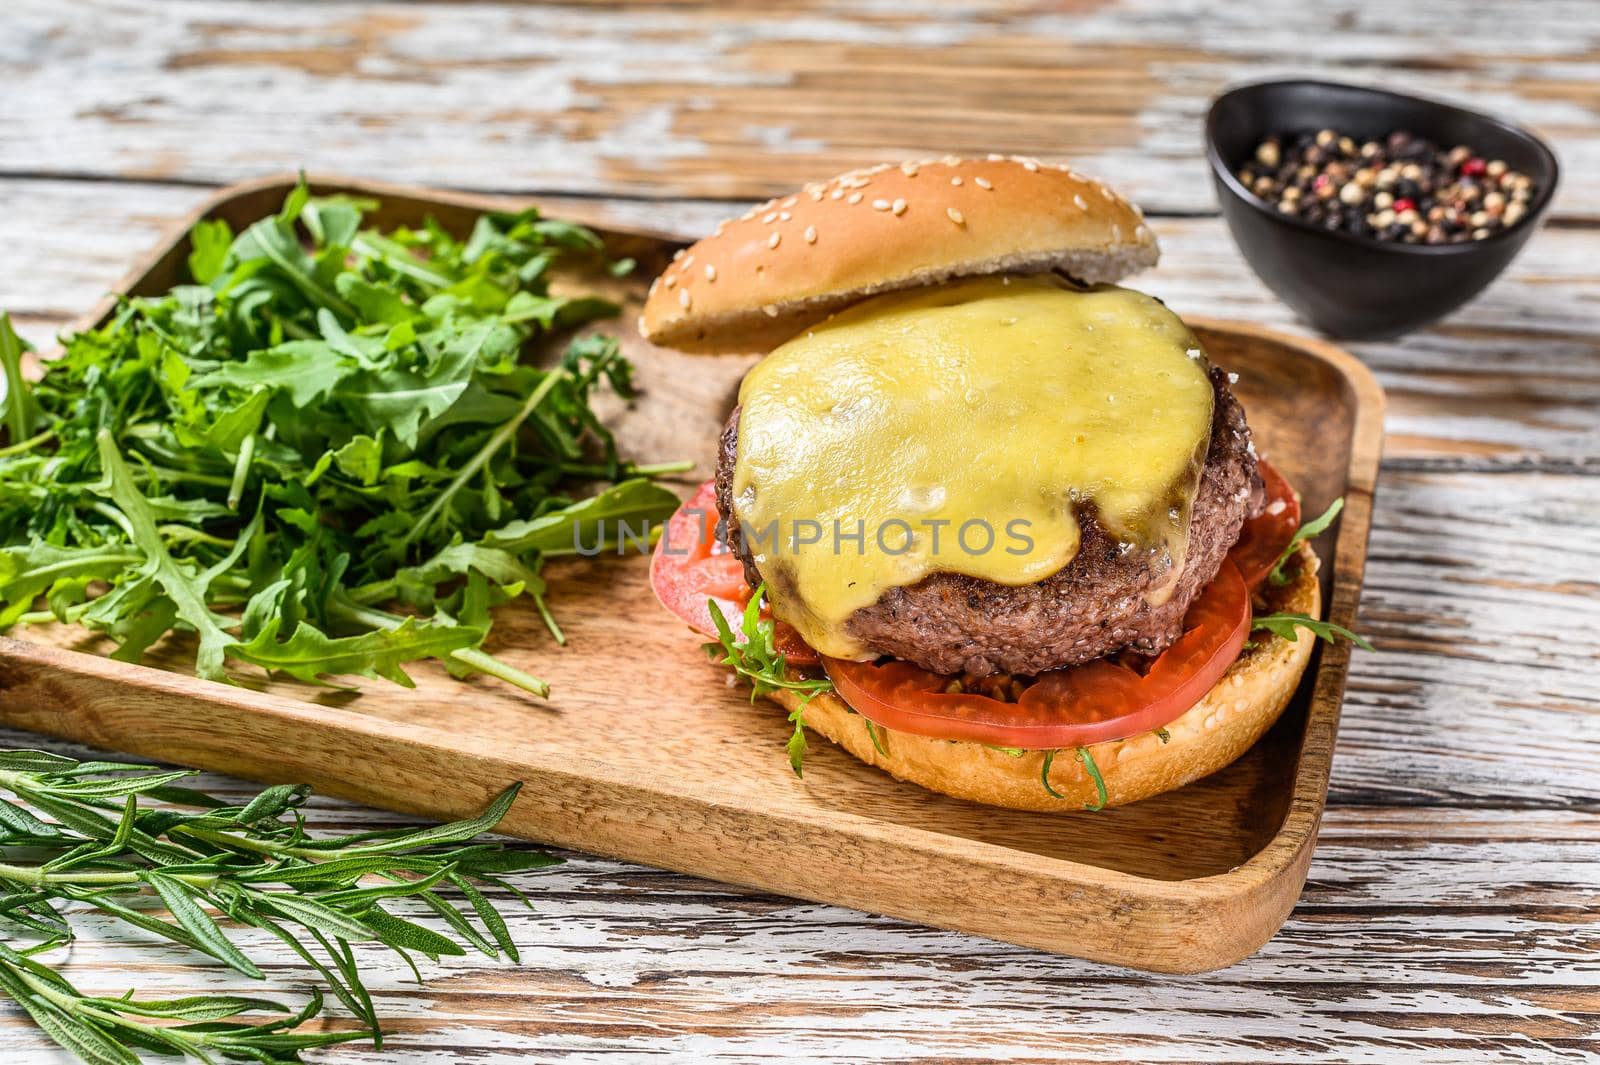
715, 366, 1263, 676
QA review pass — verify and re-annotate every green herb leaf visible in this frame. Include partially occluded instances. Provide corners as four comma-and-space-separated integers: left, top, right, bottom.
185, 218, 234, 285
1270, 497, 1344, 586
1252, 611, 1375, 651
0, 313, 40, 446
1039, 750, 1066, 800
229, 616, 483, 688
703, 585, 833, 776
1076, 747, 1108, 811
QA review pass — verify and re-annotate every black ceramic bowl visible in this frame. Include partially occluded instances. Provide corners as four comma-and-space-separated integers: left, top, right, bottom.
1206, 79, 1559, 339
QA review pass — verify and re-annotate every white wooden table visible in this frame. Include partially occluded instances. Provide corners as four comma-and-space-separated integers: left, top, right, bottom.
2, 2, 1597, 1060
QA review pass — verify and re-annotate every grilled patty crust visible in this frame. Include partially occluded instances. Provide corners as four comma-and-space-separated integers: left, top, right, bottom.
715, 366, 1264, 676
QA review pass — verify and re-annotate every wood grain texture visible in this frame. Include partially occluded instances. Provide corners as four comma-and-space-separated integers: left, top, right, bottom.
6, 0, 1600, 217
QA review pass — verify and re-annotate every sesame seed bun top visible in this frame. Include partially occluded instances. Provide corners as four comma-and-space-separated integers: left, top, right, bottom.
640, 156, 1160, 353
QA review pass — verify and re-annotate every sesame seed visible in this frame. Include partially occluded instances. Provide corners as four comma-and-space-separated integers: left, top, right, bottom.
762, 212, 777, 224
1100, 186, 1115, 201
715, 220, 728, 235
986, 153, 1004, 161
810, 189, 824, 201
635, 315, 647, 333
804, 225, 817, 244
648, 277, 660, 296
664, 274, 676, 289
782, 196, 798, 208
830, 189, 844, 200
779, 211, 792, 221
942, 154, 962, 166
1135, 223, 1150, 240
682, 255, 694, 269
672, 249, 684, 261
872, 199, 891, 211
946, 207, 965, 225
974, 177, 993, 190
1021, 158, 1039, 171
762, 304, 779, 318
768, 232, 781, 249
891, 198, 907, 215
740, 209, 756, 221
1132, 202, 1145, 219
679, 288, 691, 309
1072, 194, 1089, 210
951, 176, 963, 187
847, 192, 863, 205
704, 264, 717, 281
900, 162, 919, 177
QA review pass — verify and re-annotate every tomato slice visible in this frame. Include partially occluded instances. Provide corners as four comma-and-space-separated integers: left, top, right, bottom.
650, 479, 819, 665
822, 561, 1251, 749
1228, 460, 1300, 590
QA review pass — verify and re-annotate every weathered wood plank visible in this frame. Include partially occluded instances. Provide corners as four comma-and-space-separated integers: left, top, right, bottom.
6, 0, 1598, 215
1338, 470, 1600, 808
2, 177, 1595, 470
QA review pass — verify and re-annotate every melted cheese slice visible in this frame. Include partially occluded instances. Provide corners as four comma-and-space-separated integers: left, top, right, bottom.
732, 274, 1214, 659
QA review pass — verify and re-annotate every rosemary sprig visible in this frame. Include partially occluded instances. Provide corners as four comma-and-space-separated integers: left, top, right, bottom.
0, 748, 556, 1063
704, 585, 833, 778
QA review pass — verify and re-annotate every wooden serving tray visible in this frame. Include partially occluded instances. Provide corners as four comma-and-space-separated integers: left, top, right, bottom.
0, 177, 1383, 973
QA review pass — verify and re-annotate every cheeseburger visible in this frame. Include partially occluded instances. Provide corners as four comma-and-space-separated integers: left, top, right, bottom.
643, 157, 1328, 811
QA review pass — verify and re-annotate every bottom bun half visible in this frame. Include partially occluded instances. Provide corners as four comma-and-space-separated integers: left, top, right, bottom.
770, 544, 1322, 812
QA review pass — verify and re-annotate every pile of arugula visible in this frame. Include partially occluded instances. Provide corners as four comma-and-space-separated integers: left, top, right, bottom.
0, 182, 684, 694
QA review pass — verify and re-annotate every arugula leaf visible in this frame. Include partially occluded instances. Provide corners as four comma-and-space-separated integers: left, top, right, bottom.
863, 718, 890, 758
205, 341, 357, 407
0, 313, 40, 446
185, 219, 234, 285
1270, 497, 1344, 586
1252, 611, 1375, 652
704, 584, 833, 778
481, 479, 680, 556
1039, 750, 1066, 800
229, 616, 483, 688
1039, 747, 1108, 809
1076, 747, 1108, 811
94, 432, 236, 681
